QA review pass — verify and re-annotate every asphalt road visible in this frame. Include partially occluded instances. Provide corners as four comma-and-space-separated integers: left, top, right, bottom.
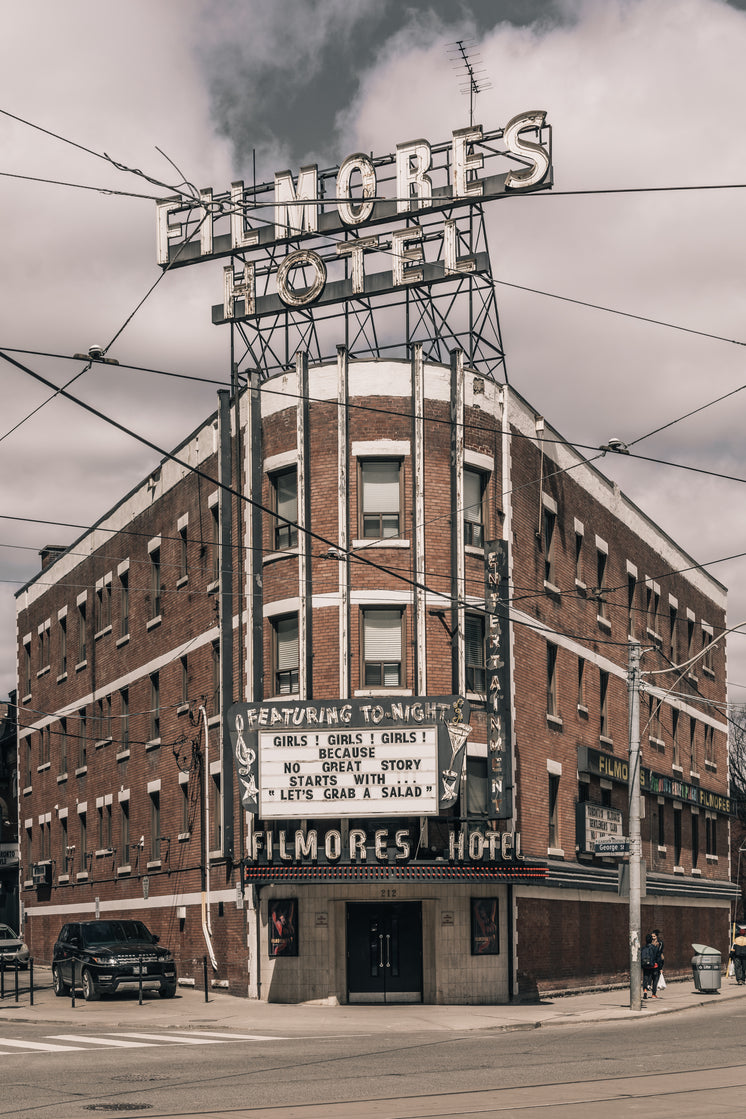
1, 996, 745, 1118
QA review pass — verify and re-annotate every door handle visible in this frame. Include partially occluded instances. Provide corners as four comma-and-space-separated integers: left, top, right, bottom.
378, 934, 384, 969
385, 934, 391, 968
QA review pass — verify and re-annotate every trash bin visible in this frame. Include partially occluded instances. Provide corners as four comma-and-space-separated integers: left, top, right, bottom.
691, 943, 722, 992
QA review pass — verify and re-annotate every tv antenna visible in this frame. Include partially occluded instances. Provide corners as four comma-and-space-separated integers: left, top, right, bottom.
448, 39, 492, 126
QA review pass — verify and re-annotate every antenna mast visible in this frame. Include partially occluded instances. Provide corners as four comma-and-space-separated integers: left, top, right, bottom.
450, 39, 492, 126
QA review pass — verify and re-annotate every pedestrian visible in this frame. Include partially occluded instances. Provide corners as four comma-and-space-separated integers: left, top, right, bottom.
641, 932, 662, 999
652, 929, 665, 991
730, 924, 746, 985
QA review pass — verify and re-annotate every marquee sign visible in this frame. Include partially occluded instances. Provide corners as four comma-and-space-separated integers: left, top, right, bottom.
484, 540, 513, 818
227, 696, 470, 817
577, 745, 733, 816
155, 115, 552, 323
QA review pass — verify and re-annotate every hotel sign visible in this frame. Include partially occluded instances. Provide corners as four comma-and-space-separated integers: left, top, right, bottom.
155, 116, 552, 321
228, 696, 470, 817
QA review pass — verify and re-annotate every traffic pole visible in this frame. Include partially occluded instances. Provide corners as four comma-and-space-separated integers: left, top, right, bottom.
628, 640, 642, 1011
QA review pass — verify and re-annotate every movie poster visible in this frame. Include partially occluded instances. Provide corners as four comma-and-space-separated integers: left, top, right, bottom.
268, 899, 298, 957
471, 898, 499, 955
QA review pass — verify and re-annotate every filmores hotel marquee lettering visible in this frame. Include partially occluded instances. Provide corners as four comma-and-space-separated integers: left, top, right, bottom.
155, 115, 552, 317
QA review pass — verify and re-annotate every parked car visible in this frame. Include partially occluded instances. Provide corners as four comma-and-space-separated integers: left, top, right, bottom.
52, 919, 177, 1001
0, 924, 30, 969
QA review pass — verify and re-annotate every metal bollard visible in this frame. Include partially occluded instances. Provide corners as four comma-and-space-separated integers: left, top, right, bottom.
203, 955, 209, 1003
138, 954, 143, 1005
29, 958, 34, 1006
14, 959, 19, 1003
71, 969, 76, 1008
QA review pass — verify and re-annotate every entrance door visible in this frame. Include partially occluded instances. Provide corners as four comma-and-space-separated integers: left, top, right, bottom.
347, 902, 423, 1004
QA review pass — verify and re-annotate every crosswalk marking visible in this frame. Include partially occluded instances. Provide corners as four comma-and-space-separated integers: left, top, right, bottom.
0, 1038, 83, 1052
50, 1033, 155, 1048
179, 1030, 291, 1041
115, 1031, 228, 1045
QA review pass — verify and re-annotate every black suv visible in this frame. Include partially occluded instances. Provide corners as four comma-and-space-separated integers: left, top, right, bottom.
52, 919, 177, 1001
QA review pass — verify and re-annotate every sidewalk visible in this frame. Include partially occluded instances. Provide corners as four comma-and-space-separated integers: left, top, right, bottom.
1, 969, 744, 1035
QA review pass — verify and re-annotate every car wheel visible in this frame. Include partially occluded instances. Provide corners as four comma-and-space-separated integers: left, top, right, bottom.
52, 966, 68, 997
159, 984, 177, 999
82, 968, 99, 1001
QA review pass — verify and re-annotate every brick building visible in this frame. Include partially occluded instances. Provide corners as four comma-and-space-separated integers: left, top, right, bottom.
15, 347, 735, 1002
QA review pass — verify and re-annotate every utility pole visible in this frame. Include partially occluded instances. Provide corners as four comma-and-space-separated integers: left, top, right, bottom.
628, 640, 642, 1010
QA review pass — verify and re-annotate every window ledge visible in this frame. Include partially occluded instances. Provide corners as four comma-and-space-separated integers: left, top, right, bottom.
649, 737, 665, 750
689, 771, 701, 781
75, 660, 87, 673
547, 847, 565, 858
76, 872, 89, 881
657, 845, 667, 855
705, 761, 717, 772
575, 579, 587, 593
95, 738, 113, 749
117, 865, 131, 876
209, 850, 223, 861
646, 628, 662, 642
146, 738, 161, 751
702, 667, 715, 679
36, 666, 51, 679
146, 615, 162, 631
116, 634, 130, 648
176, 575, 189, 588
116, 749, 130, 762
57, 772, 68, 784
37, 762, 51, 773
352, 538, 410, 549
354, 688, 413, 697
597, 615, 612, 631
691, 868, 702, 876
177, 832, 191, 842
207, 714, 220, 727
95, 625, 112, 640
686, 672, 698, 684
599, 735, 613, 748
23, 880, 33, 889
22, 692, 32, 704
58, 874, 70, 884
543, 580, 561, 597
207, 580, 219, 595
75, 766, 87, 777
23, 785, 32, 796
177, 703, 189, 716
673, 865, 685, 875
263, 548, 300, 565
57, 672, 67, 684
146, 860, 162, 870
706, 854, 718, 863
546, 713, 563, 729
465, 690, 486, 702
95, 848, 114, 857
672, 764, 684, 774
465, 544, 486, 558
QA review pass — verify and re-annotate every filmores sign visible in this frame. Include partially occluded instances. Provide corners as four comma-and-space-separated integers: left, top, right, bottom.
156, 116, 552, 320
227, 696, 470, 817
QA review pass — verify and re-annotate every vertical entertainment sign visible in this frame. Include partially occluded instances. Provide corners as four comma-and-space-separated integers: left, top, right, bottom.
485, 540, 513, 818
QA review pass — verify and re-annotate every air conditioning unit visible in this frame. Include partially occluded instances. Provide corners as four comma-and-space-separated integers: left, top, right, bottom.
32, 863, 52, 886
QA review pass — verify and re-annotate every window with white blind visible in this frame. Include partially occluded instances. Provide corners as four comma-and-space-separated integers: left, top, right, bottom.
273, 614, 299, 696
272, 469, 298, 550
362, 608, 404, 687
464, 469, 486, 547
360, 460, 401, 539
465, 614, 486, 693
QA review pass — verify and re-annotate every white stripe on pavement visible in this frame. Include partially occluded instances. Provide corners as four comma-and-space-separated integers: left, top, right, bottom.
50, 1034, 155, 1048
115, 1031, 227, 1044
178, 1031, 292, 1041
0, 1038, 83, 1052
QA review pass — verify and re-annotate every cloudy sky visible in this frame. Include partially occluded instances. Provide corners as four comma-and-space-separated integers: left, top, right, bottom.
2, 0, 746, 703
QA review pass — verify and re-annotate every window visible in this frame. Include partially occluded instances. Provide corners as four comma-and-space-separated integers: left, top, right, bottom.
39, 624, 50, 670
149, 674, 160, 741
546, 643, 558, 718
686, 614, 696, 668
23, 640, 31, 696
59, 615, 67, 675
119, 569, 129, 638
548, 772, 560, 849
60, 815, 68, 871
627, 573, 637, 638
78, 811, 87, 873
25, 739, 32, 787
706, 814, 717, 858
542, 507, 556, 586
179, 522, 189, 580
599, 670, 609, 738
95, 698, 104, 743
95, 580, 111, 632
362, 608, 404, 688
58, 718, 67, 775
180, 656, 189, 707
210, 771, 222, 851
211, 642, 220, 715
689, 716, 697, 773
465, 614, 486, 693
574, 528, 584, 585
149, 792, 161, 861
272, 615, 299, 696
577, 657, 586, 709
77, 709, 87, 768
120, 799, 130, 862
669, 603, 678, 662
98, 802, 112, 850
646, 582, 660, 635
211, 504, 220, 583
596, 547, 608, 621
701, 627, 714, 675
77, 601, 87, 664
464, 468, 486, 548
657, 802, 665, 848
40, 819, 50, 862
272, 468, 298, 550
180, 779, 190, 835
704, 723, 715, 765
671, 708, 680, 768
120, 689, 129, 750
692, 812, 699, 868
673, 807, 682, 866
647, 694, 661, 746
149, 547, 161, 619
360, 459, 401, 539
40, 725, 50, 766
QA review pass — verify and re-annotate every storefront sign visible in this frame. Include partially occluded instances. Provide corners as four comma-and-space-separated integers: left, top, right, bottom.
0, 843, 19, 868
577, 745, 733, 816
228, 696, 470, 816
484, 540, 513, 818
576, 801, 624, 855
